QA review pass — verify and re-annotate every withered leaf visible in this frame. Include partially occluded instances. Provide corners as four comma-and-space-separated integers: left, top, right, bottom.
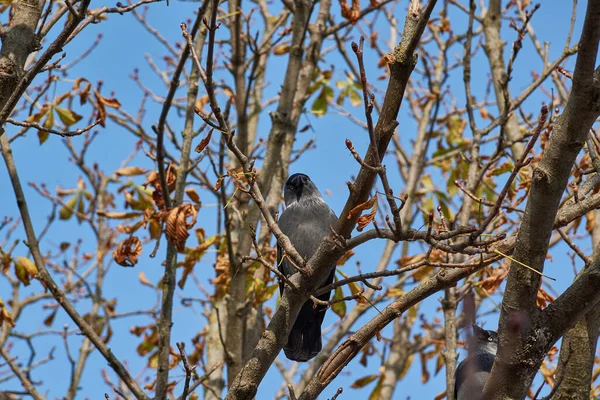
194, 129, 213, 153
348, 195, 378, 232
138, 271, 154, 288
164, 204, 198, 252
113, 236, 142, 267
116, 166, 147, 176
0, 297, 15, 328
536, 286, 555, 309
185, 187, 201, 203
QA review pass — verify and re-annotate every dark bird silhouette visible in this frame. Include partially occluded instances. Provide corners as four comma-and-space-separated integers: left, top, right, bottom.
455, 324, 498, 400
277, 173, 338, 362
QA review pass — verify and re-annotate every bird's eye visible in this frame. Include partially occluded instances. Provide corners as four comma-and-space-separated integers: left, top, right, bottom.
487, 336, 493, 342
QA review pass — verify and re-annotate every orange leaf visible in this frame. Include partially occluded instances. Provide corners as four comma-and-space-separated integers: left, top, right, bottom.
348, 195, 378, 232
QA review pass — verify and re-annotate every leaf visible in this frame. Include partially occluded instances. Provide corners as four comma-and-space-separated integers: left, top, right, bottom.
55, 107, 83, 126
331, 285, 346, 318
38, 130, 50, 145
112, 236, 143, 267
256, 284, 279, 303
536, 286, 555, 309
349, 88, 363, 107
311, 96, 327, 116
0, 297, 15, 328
44, 309, 58, 326
368, 374, 383, 400
148, 351, 159, 368
185, 187, 201, 203
336, 249, 355, 266
194, 129, 213, 153
43, 108, 54, 129
489, 161, 514, 177
138, 271, 154, 288
348, 195, 378, 232
163, 204, 198, 251
14, 257, 37, 286
273, 44, 291, 55
350, 374, 379, 389
59, 194, 79, 220
115, 166, 147, 176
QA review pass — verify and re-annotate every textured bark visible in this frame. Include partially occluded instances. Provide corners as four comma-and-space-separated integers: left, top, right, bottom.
484, 1, 600, 398
481, 0, 525, 160
205, 302, 227, 400
552, 209, 600, 400
0, 0, 41, 112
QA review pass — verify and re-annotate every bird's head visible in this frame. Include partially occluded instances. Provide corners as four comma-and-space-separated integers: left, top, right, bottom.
471, 323, 499, 355
283, 173, 322, 207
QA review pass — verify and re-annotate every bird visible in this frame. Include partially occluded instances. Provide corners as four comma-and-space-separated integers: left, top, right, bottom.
277, 173, 338, 362
454, 324, 498, 400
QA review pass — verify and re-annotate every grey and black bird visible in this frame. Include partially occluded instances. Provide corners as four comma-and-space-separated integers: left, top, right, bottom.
277, 173, 338, 362
454, 324, 498, 400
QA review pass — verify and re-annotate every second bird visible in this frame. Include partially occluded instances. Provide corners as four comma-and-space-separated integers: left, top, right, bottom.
277, 173, 338, 362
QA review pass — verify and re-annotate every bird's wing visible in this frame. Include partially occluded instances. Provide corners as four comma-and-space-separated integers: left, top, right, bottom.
276, 203, 338, 294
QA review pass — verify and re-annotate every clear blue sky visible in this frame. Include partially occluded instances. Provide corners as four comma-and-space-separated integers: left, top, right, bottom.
0, 0, 592, 399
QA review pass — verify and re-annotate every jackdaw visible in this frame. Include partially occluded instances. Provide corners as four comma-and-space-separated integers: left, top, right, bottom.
454, 324, 498, 400
277, 173, 338, 362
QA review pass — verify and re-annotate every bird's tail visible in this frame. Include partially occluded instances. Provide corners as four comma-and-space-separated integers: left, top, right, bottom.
284, 299, 327, 362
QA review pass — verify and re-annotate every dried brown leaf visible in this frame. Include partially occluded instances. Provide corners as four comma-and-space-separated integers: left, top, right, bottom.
348, 195, 378, 232
185, 187, 201, 203
163, 204, 197, 252
194, 129, 213, 153
113, 236, 142, 267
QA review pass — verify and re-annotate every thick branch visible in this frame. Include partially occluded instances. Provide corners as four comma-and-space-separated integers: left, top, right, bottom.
484, 1, 600, 397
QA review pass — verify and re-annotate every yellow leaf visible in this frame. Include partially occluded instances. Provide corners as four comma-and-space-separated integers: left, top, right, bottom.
55, 107, 83, 126
331, 285, 346, 318
351, 374, 379, 389
16, 257, 37, 276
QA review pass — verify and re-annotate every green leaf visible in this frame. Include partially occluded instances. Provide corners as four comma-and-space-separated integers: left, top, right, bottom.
311, 96, 327, 117
38, 130, 49, 145
55, 107, 83, 126
349, 89, 363, 107
14, 259, 31, 286
331, 285, 346, 318
256, 284, 279, 303
59, 194, 79, 220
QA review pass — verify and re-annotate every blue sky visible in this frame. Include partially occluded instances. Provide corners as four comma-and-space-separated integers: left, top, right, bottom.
0, 0, 593, 399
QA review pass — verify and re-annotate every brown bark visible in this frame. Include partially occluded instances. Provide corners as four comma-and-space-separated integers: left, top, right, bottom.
484, 1, 600, 398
